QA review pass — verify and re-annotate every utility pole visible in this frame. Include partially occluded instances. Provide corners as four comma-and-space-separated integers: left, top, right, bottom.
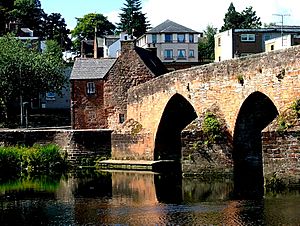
273, 13, 291, 46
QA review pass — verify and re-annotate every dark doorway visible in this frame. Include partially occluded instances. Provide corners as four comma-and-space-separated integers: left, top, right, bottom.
154, 94, 197, 161
233, 92, 278, 199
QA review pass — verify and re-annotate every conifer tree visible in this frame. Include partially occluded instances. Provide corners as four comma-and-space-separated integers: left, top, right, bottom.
117, 0, 150, 38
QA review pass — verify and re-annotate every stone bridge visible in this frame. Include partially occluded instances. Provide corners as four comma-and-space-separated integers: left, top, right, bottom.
112, 45, 300, 192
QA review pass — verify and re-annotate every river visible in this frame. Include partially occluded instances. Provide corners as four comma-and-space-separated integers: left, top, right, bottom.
0, 170, 299, 225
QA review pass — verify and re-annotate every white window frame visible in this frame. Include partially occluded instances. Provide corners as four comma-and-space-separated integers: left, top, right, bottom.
241, 34, 255, 42
87, 82, 96, 95
189, 34, 194, 43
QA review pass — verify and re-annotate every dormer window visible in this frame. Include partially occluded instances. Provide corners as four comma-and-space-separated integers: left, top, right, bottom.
241, 34, 255, 42
87, 82, 96, 95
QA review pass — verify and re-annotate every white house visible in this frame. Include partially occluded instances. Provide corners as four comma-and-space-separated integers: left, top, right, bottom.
136, 20, 200, 64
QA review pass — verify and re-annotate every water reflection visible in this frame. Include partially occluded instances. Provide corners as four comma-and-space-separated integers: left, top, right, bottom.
0, 171, 299, 225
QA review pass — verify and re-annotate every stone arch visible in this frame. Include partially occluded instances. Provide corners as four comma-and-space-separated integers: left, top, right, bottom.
233, 91, 278, 198
154, 93, 197, 161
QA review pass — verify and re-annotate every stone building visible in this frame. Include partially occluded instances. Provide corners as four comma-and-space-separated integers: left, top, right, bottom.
70, 40, 167, 129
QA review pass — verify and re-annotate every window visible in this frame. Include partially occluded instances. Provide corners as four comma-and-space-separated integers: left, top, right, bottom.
177, 49, 186, 59
86, 82, 96, 95
164, 49, 173, 59
165, 34, 173, 43
271, 45, 274, 51
189, 50, 194, 58
119, 114, 125, 123
241, 34, 255, 42
152, 34, 157, 43
218, 37, 221, 46
177, 34, 185, 43
189, 34, 194, 43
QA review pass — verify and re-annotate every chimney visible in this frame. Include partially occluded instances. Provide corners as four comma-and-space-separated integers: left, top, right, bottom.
94, 26, 98, 59
121, 39, 136, 54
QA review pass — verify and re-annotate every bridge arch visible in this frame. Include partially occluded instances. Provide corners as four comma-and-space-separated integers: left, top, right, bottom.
154, 93, 197, 161
233, 91, 278, 198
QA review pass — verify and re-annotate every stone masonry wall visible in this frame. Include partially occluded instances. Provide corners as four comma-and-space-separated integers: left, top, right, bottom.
71, 80, 105, 129
0, 129, 112, 164
262, 130, 300, 182
126, 45, 300, 162
104, 41, 158, 130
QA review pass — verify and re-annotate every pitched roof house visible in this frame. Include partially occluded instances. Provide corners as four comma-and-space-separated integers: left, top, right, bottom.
70, 40, 167, 129
136, 20, 201, 71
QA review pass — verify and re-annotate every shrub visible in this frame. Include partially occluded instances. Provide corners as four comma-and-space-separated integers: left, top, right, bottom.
202, 112, 222, 144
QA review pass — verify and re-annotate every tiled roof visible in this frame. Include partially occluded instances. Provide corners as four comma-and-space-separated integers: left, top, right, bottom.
147, 19, 198, 34
70, 58, 116, 80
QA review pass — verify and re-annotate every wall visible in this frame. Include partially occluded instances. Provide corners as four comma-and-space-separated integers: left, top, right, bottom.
262, 129, 300, 181
71, 80, 106, 129
103, 41, 158, 130
0, 129, 112, 164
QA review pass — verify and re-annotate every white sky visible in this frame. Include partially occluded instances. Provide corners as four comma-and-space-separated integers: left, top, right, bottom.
106, 0, 300, 32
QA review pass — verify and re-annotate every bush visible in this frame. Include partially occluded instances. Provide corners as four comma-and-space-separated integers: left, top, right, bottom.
202, 112, 222, 144
0, 144, 68, 177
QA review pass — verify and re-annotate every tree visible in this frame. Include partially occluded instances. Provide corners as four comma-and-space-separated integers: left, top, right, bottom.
220, 2, 261, 31
117, 0, 150, 38
71, 13, 115, 50
0, 0, 15, 34
198, 25, 217, 61
9, 0, 45, 36
0, 34, 66, 123
42, 13, 71, 50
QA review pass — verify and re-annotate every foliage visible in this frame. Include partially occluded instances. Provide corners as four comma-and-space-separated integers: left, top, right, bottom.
220, 2, 261, 31
265, 172, 286, 192
0, 144, 68, 177
0, 1, 71, 50
44, 39, 63, 63
198, 25, 217, 61
236, 74, 244, 85
9, 0, 45, 37
42, 13, 71, 50
275, 99, 300, 132
0, 34, 66, 122
117, 0, 150, 38
71, 13, 115, 50
202, 112, 222, 144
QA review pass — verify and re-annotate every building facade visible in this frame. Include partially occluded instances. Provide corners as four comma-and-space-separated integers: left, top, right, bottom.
215, 27, 300, 62
70, 40, 167, 129
136, 20, 200, 70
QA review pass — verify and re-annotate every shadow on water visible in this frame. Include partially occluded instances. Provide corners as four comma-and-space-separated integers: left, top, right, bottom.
233, 92, 278, 199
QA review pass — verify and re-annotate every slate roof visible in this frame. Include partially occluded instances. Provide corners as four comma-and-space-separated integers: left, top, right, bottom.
135, 47, 168, 76
147, 19, 198, 34
70, 58, 116, 80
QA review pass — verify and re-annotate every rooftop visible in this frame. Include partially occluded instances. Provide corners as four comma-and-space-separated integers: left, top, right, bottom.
70, 58, 116, 80
146, 19, 199, 34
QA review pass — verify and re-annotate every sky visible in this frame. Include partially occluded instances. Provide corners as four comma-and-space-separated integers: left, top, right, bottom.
40, 0, 300, 32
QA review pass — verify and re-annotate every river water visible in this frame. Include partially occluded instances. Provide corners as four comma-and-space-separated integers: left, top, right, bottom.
0, 170, 299, 225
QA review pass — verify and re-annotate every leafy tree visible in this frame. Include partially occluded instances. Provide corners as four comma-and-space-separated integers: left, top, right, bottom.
0, 34, 66, 123
220, 2, 261, 31
42, 13, 71, 50
0, 0, 15, 34
117, 0, 150, 37
44, 40, 63, 63
9, 0, 45, 36
198, 25, 217, 61
71, 13, 115, 50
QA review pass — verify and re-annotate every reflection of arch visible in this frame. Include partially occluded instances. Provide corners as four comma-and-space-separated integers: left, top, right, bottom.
233, 91, 278, 198
154, 94, 197, 161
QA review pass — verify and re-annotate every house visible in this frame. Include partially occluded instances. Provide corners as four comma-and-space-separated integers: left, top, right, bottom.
136, 20, 201, 71
214, 27, 300, 62
103, 33, 134, 58
70, 40, 167, 129
265, 34, 300, 52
